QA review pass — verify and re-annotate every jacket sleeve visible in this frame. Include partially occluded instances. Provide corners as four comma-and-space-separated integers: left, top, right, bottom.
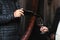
36, 16, 52, 34
0, 1, 16, 24
0, 13, 14, 24
50, 8, 60, 34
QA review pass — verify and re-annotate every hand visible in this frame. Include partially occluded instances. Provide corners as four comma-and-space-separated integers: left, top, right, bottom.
14, 8, 24, 17
40, 26, 49, 33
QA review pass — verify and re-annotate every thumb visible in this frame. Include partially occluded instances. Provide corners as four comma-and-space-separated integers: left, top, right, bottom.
20, 8, 23, 10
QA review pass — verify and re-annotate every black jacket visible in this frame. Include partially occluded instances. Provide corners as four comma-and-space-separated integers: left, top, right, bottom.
29, 17, 50, 40
0, 0, 21, 40
0, 0, 19, 25
51, 8, 60, 34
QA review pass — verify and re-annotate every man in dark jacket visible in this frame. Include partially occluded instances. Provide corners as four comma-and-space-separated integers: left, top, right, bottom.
0, 0, 24, 40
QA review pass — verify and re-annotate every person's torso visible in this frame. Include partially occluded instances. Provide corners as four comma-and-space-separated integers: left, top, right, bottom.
0, 0, 20, 26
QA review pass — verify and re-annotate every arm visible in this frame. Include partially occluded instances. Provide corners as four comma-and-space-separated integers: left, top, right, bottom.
0, 2, 14, 24
51, 8, 60, 34
0, 0, 24, 24
0, 13, 14, 24
0, 8, 24, 24
50, 8, 60, 40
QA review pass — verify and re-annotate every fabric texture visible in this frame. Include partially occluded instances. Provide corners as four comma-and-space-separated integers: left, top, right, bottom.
0, 0, 20, 40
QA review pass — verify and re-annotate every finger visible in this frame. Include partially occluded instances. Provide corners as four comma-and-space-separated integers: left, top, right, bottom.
43, 29, 48, 32
18, 8, 24, 11
19, 11, 24, 13
40, 27, 43, 31
41, 28, 48, 32
40, 27, 45, 31
20, 10, 24, 13
44, 29, 47, 32
19, 9, 24, 12
40, 26, 45, 31
42, 27, 48, 30
40, 28, 44, 32
20, 12, 24, 16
